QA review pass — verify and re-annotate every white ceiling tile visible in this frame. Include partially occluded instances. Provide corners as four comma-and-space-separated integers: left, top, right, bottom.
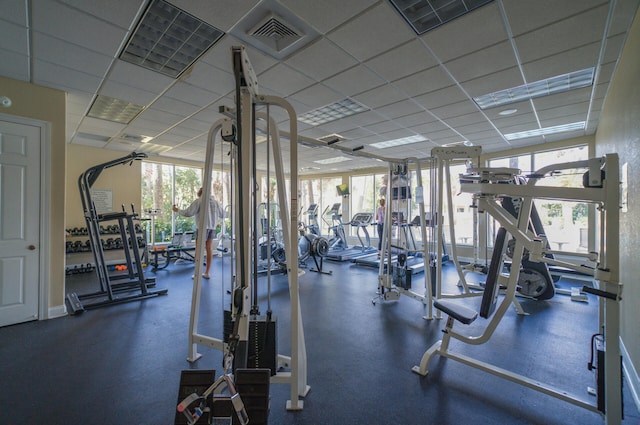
532, 87, 592, 111
0, 19, 28, 54
0, 48, 29, 81
443, 112, 487, 128
257, 63, 316, 97
323, 64, 386, 97
33, 60, 103, 93
601, 33, 627, 64
596, 62, 617, 85
164, 82, 223, 108
1, 1, 28, 25
445, 41, 518, 82
352, 84, 407, 109
76, 116, 126, 136
32, 0, 127, 57
170, 0, 258, 33
151, 96, 200, 117
364, 39, 438, 82
108, 60, 175, 93
99, 80, 158, 105
32, 33, 113, 79
492, 111, 540, 130
285, 38, 359, 81
376, 100, 423, 120
521, 42, 600, 82
280, 0, 377, 34
422, 2, 507, 62
181, 61, 235, 98
57, 0, 144, 29
503, 0, 608, 37
125, 119, 174, 137
396, 111, 439, 128
609, 0, 640, 36
514, 5, 609, 64
70, 137, 108, 149
290, 83, 342, 110
413, 85, 468, 110
326, 3, 414, 62
430, 100, 479, 120
459, 67, 524, 97
391, 66, 455, 97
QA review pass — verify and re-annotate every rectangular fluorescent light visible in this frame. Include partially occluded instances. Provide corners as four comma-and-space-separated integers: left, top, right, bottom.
504, 121, 585, 141
313, 156, 352, 164
298, 98, 369, 126
474, 68, 595, 110
389, 0, 494, 35
87, 95, 145, 124
120, 0, 224, 78
369, 135, 426, 149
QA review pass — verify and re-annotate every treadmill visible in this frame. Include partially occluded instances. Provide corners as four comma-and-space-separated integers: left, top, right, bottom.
325, 212, 377, 261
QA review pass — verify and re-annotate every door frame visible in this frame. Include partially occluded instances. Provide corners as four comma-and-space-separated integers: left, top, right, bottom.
0, 112, 51, 320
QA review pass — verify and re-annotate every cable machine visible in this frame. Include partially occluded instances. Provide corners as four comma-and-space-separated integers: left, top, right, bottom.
184, 46, 308, 415
66, 152, 167, 314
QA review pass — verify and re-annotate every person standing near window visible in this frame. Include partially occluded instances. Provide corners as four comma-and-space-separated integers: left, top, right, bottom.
376, 198, 385, 258
173, 187, 223, 279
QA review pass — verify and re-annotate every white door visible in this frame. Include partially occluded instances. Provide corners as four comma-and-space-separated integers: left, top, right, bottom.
0, 118, 41, 327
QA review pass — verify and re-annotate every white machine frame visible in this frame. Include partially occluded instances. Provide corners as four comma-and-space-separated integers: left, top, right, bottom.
186, 46, 308, 411
412, 154, 622, 424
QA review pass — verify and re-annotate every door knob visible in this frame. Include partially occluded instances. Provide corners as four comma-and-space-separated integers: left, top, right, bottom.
28, 245, 36, 250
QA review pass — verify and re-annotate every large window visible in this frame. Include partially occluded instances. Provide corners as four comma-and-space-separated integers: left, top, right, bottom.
299, 177, 343, 235
488, 145, 590, 253
141, 162, 232, 244
349, 173, 386, 237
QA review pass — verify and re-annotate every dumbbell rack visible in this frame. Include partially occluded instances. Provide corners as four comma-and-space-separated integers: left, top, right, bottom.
65, 152, 168, 315
64, 223, 147, 275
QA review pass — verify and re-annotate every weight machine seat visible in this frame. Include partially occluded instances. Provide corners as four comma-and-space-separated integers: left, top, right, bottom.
433, 299, 478, 325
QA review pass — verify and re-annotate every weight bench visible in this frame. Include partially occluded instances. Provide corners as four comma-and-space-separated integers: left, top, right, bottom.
413, 227, 507, 376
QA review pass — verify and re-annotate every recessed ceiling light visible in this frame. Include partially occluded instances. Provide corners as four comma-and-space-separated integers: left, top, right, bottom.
474, 68, 595, 110
503, 121, 585, 141
88, 95, 145, 124
313, 156, 352, 164
498, 109, 518, 116
389, 0, 494, 35
298, 98, 369, 126
120, 0, 224, 78
369, 135, 426, 149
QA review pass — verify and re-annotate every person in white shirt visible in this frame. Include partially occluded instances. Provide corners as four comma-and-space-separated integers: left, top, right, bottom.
376, 198, 386, 258
172, 187, 223, 279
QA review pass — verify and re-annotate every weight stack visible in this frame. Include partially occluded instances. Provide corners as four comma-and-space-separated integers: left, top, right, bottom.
594, 336, 624, 414
174, 369, 216, 425
392, 265, 412, 290
233, 368, 271, 425
224, 311, 278, 375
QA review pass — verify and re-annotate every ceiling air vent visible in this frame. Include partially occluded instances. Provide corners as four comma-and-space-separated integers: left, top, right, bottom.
229, 0, 319, 60
250, 15, 302, 52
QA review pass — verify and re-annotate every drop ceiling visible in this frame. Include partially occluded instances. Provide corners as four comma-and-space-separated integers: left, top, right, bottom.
1, 0, 638, 175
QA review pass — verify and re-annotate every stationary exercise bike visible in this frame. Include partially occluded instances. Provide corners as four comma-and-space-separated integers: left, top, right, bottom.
298, 204, 331, 274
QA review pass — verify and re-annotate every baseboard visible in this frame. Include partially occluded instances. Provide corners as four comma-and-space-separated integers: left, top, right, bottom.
621, 338, 640, 413
48, 304, 67, 319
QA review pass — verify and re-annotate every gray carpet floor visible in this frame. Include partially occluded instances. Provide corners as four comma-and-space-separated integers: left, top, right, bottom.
0, 255, 638, 425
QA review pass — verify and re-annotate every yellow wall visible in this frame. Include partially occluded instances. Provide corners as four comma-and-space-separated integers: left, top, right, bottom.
66, 145, 143, 230
596, 11, 640, 392
0, 76, 66, 312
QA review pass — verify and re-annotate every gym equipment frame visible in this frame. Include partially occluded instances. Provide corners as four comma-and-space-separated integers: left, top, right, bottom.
66, 152, 167, 313
412, 154, 623, 424
186, 46, 309, 411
